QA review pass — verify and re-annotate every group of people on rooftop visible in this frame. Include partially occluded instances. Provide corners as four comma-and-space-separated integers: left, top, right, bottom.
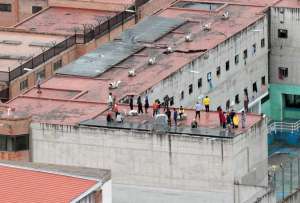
107, 92, 247, 130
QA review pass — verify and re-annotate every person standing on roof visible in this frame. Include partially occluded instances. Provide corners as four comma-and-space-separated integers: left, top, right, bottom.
179, 106, 184, 119
165, 108, 171, 127
108, 92, 113, 109
195, 102, 201, 120
144, 95, 149, 114
241, 111, 246, 128
233, 113, 239, 128
137, 96, 143, 114
163, 95, 169, 111
173, 108, 178, 126
129, 95, 134, 110
152, 101, 157, 117
203, 96, 210, 112
37, 78, 42, 94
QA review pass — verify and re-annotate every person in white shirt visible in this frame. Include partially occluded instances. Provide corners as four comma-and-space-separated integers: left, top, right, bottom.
108, 92, 113, 109
195, 102, 202, 120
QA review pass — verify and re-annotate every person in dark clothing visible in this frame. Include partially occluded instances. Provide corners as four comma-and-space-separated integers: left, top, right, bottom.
37, 78, 42, 94
244, 96, 249, 112
144, 95, 149, 113
129, 95, 134, 110
137, 96, 143, 114
191, 119, 198, 128
165, 108, 171, 127
106, 112, 113, 123
163, 95, 169, 111
229, 110, 235, 128
173, 108, 178, 126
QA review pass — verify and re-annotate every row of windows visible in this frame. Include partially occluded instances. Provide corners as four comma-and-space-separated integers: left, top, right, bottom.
19, 59, 63, 91
179, 75, 265, 111
216, 38, 265, 77
0, 3, 42, 13
0, 135, 29, 151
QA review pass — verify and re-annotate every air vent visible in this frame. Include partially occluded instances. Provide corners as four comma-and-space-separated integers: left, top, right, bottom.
109, 81, 121, 89
148, 57, 156, 65
0, 40, 22, 45
166, 46, 173, 53
128, 69, 136, 77
29, 42, 53, 47
222, 11, 229, 20
203, 23, 211, 31
185, 33, 193, 42
0, 54, 29, 60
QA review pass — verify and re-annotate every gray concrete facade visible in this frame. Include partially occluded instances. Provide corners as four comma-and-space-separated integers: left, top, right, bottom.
30, 117, 270, 203
143, 16, 269, 112
270, 7, 300, 85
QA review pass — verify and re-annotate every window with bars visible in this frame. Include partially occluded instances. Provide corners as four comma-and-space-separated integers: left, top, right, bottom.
0, 4, 11, 12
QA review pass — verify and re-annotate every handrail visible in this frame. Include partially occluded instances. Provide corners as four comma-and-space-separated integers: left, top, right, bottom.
268, 120, 300, 134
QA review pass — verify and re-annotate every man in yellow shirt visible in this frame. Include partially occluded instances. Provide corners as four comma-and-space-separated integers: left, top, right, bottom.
203, 96, 210, 112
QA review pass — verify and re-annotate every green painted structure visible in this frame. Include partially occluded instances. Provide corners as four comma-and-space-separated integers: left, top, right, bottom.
262, 84, 300, 121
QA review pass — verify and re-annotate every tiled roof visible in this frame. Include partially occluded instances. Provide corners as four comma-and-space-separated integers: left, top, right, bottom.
0, 163, 98, 203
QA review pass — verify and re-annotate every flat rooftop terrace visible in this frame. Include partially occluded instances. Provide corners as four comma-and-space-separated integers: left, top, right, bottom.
0, 30, 66, 72
7, 84, 262, 136
15, 7, 118, 35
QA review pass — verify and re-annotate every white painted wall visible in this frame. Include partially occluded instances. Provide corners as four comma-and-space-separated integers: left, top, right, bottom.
143, 16, 269, 111
102, 180, 112, 203
31, 118, 270, 203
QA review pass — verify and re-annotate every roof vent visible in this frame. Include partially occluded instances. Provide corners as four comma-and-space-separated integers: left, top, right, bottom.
203, 23, 211, 31
166, 46, 173, 53
222, 11, 229, 20
0, 40, 22, 45
148, 57, 156, 65
128, 69, 136, 77
109, 81, 121, 89
185, 33, 193, 42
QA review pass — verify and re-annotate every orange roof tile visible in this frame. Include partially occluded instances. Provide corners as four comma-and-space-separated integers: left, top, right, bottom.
0, 164, 97, 203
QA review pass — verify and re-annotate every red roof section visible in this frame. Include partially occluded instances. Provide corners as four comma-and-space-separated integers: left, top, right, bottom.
0, 164, 97, 203
15, 7, 117, 35
7, 0, 280, 127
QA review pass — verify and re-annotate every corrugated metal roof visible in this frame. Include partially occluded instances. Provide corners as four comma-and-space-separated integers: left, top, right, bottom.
0, 164, 98, 203
56, 16, 186, 77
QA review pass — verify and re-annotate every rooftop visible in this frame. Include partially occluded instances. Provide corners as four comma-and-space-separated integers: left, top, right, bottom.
6, 0, 272, 132
0, 160, 110, 203
0, 29, 66, 72
15, 7, 118, 35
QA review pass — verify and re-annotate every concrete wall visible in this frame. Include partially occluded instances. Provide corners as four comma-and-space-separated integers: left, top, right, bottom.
48, 0, 130, 12
137, 0, 174, 19
31, 118, 268, 203
0, 0, 18, 26
283, 189, 300, 203
142, 16, 269, 112
270, 7, 300, 85
18, 0, 48, 20
0, 0, 48, 26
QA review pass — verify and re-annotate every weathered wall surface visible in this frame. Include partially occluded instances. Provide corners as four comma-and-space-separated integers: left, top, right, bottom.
31, 118, 268, 202
270, 7, 300, 85
142, 17, 269, 112
283, 189, 300, 203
